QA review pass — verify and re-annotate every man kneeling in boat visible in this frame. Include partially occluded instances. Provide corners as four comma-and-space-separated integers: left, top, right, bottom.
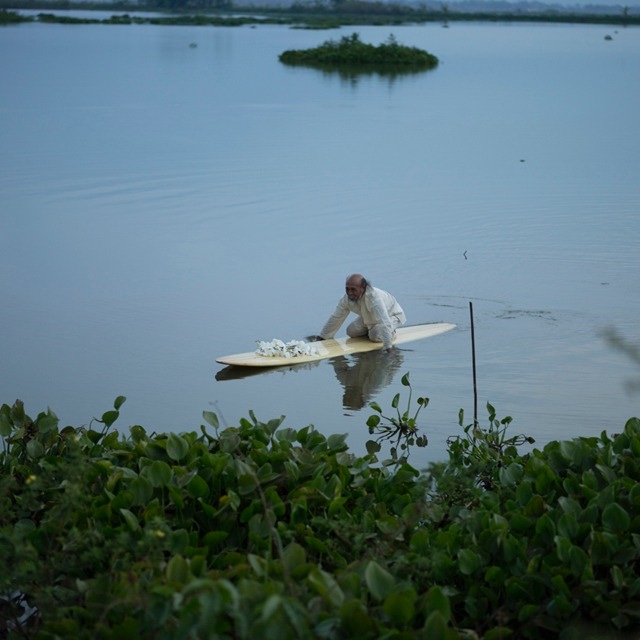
311, 273, 406, 352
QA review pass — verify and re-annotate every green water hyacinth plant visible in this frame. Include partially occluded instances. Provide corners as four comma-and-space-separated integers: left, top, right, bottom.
3, 392, 640, 638
366, 372, 429, 464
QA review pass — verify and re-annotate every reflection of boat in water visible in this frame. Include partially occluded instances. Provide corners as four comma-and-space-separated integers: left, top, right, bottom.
330, 349, 404, 410
215, 348, 404, 412
215, 359, 321, 381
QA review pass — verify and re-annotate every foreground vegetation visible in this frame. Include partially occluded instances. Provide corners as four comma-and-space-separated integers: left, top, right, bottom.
2, 375, 640, 638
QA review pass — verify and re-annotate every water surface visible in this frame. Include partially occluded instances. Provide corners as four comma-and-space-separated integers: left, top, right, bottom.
1, 18, 639, 465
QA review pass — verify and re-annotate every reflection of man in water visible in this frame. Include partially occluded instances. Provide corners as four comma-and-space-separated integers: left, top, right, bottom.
312, 274, 406, 352
332, 349, 405, 410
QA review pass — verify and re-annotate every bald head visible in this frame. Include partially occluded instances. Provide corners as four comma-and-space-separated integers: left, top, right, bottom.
345, 273, 368, 301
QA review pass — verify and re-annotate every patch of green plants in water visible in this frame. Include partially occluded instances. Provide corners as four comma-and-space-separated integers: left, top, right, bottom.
33, 11, 285, 26
0, 8, 31, 23
366, 372, 430, 464
279, 33, 439, 74
2, 380, 640, 638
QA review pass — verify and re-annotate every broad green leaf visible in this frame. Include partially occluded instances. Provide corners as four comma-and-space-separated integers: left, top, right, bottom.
260, 594, 282, 621
248, 512, 273, 538
423, 610, 448, 637
166, 433, 189, 462
509, 513, 532, 533
558, 496, 581, 515
596, 463, 617, 484
569, 546, 590, 576
339, 599, 375, 637
499, 462, 523, 486
248, 553, 267, 577
383, 592, 415, 625
401, 372, 410, 386
130, 425, 147, 443
143, 460, 172, 487
189, 555, 206, 578
167, 484, 185, 509
534, 514, 556, 546
366, 440, 381, 455
410, 529, 430, 555
170, 529, 190, 554
0, 412, 12, 437
328, 497, 347, 516
630, 484, 640, 508
307, 568, 344, 607
305, 536, 329, 555
518, 604, 540, 623
26, 439, 44, 459
280, 597, 311, 638
557, 512, 579, 540
203, 531, 229, 549
327, 433, 347, 451
14, 518, 36, 539
282, 542, 306, 574
101, 410, 119, 427
86, 429, 102, 444
114, 396, 126, 410
129, 476, 153, 505
10, 401, 26, 427
220, 431, 241, 453
202, 411, 219, 429
602, 502, 630, 531
458, 548, 482, 576
237, 473, 258, 495
276, 427, 297, 442
533, 462, 557, 494
266, 416, 285, 434
119, 508, 140, 532
36, 413, 58, 434
366, 415, 381, 428
554, 535, 572, 563
186, 474, 210, 500
484, 566, 506, 587
166, 554, 189, 583
546, 593, 575, 617
611, 565, 625, 590
365, 560, 395, 601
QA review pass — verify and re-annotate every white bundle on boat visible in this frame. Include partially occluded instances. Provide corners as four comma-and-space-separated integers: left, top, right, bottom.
255, 339, 318, 358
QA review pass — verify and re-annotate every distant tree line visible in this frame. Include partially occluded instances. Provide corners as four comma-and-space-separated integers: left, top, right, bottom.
1, 0, 637, 25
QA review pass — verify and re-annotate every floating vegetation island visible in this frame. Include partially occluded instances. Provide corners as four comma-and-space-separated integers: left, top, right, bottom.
279, 33, 439, 74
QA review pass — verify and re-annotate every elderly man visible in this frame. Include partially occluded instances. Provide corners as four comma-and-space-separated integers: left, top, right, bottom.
313, 274, 406, 352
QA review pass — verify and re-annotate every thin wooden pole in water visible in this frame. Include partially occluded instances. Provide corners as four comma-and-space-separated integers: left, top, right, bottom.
470, 301, 478, 427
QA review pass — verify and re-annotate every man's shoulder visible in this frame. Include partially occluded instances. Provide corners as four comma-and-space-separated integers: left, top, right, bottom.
367, 286, 389, 298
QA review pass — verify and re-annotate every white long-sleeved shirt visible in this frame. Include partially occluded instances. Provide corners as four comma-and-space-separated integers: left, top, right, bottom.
319, 286, 406, 349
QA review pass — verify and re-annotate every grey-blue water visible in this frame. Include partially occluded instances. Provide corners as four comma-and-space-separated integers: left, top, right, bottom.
1, 16, 639, 466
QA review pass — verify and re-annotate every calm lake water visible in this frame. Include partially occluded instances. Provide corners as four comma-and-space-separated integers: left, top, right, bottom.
1, 15, 639, 466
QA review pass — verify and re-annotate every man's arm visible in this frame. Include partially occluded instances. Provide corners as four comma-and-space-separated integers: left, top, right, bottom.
318, 297, 350, 340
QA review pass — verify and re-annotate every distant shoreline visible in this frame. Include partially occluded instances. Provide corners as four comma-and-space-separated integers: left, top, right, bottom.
2, 1, 639, 27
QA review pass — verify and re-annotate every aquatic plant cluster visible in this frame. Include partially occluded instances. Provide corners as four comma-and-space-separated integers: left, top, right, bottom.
2, 390, 640, 637
279, 33, 439, 70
